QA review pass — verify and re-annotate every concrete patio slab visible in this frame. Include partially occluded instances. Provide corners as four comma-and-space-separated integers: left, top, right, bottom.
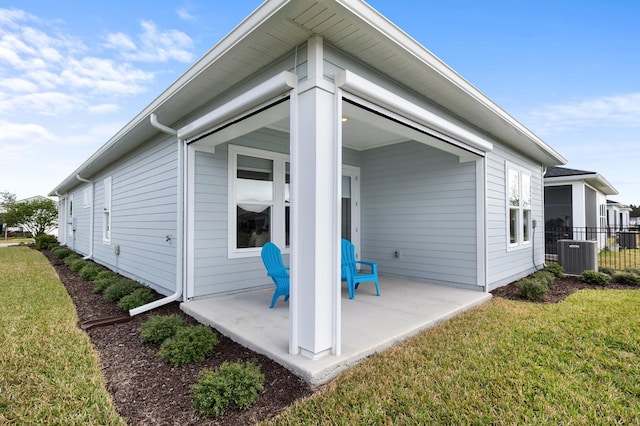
181, 276, 491, 386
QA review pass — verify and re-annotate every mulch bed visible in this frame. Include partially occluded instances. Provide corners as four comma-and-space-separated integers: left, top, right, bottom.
490, 273, 640, 303
41, 249, 312, 426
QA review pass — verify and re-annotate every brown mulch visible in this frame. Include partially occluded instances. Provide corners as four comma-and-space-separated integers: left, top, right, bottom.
490, 273, 640, 303
41, 249, 312, 426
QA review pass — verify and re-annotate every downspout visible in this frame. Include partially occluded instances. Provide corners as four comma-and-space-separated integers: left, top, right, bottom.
76, 174, 94, 260
129, 113, 184, 316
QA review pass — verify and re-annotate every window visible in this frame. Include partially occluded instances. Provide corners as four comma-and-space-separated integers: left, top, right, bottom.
82, 186, 92, 208
507, 164, 531, 248
67, 195, 74, 237
229, 146, 289, 257
103, 177, 112, 244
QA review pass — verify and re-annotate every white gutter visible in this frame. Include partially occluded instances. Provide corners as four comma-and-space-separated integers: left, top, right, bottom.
75, 174, 94, 260
130, 114, 184, 316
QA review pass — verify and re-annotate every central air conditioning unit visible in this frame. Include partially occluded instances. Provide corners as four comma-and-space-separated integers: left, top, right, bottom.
557, 240, 598, 275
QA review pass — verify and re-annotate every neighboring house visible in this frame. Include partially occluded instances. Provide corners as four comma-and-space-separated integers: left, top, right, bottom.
50, 0, 566, 360
543, 166, 618, 252
2, 195, 51, 233
607, 200, 632, 231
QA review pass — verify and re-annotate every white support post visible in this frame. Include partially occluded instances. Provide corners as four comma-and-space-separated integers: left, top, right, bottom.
290, 35, 340, 360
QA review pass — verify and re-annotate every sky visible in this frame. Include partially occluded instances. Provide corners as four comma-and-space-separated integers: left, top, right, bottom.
0, 1, 638, 205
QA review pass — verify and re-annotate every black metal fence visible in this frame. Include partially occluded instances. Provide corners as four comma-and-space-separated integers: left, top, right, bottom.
545, 227, 640, 271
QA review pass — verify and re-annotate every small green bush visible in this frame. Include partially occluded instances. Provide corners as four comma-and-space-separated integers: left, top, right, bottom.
531, 270, 555, 286
103, 279, 141, 302
614, 271, 640, 286
79, 263, 106, 281
63, 253, 81, 266
622, 268, 640, 276
68, 258, 88, 272
599, 266, 615, 276
35, 234, 58, 250
192, 361, 265, 418
158, 325, 218, 367
53, 247, 74, 259
516, 277, 548, 301
118, 287, 156, 311
579, 270, 611, 286
544, 263, 564, 278
93, 273, 121, 294
139, 314, 189, 344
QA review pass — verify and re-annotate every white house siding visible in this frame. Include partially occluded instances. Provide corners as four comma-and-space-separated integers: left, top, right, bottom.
361, 141, 479, 290
191, 127, 361, 299
88, 135, 178, 296
486, 144, 545, 290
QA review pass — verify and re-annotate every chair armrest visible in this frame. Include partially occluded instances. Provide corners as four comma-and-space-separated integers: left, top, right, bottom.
355, 260, 378, 273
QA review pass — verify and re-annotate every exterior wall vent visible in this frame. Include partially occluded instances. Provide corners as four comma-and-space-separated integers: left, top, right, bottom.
557, 240, 598, 275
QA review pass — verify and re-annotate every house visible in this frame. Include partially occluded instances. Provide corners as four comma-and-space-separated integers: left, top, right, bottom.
543, 166, 617, 253
50, 0, 566, 362
607, 200, 632, 231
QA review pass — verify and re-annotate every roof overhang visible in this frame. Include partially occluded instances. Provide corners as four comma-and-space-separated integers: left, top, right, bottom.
50, 0, 566, 196
545, 173, 618, 196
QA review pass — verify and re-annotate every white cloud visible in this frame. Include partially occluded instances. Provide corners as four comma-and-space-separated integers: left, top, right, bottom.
177, 8, 195, 21
88, 103, 120, 114
0, 77, 38, 93
0, 120, 56, 161
105, 32, 137, 51
529, 92, 640, 131
108, 20, 194, 63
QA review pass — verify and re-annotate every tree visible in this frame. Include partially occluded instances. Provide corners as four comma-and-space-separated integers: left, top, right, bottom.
0, 191, 16, 208
4, 198, 58, 236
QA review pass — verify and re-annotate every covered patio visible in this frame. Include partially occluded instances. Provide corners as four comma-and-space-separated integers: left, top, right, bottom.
182, 276, 491, 386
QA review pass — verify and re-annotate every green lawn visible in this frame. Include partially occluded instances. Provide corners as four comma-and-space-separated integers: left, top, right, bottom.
0, 246, 125, 425
264, 290, 640, 425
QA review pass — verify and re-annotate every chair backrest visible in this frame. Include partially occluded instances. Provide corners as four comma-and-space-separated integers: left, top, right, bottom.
261, 242, 286, 274
341, 239, 357, 275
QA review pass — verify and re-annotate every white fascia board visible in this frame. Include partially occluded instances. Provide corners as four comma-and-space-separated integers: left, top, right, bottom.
336, 69, 493, 153
545, 174, 618, 195
178, 71, 297, 141
335, 0, 566, 165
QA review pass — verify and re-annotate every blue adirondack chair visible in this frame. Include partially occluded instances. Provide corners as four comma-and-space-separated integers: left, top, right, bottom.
260, 242, 290, 308
341, 239, 380, 299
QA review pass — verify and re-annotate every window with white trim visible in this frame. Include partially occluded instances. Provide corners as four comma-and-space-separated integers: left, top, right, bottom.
82, 186, 92, 208
67, 195, 74, 237
229, 145, 289, 257
103, 177, 112, 244
507, 164, 532, 247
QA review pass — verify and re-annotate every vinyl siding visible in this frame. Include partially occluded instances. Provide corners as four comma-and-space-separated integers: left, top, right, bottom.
88, 135, 178, 295
486, 144, 545, 290
361, 141, 479, 289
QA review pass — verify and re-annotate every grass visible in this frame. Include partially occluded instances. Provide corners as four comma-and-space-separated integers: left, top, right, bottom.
599, 248, 640, 270
0, 237, 34, 244
0, 246, 126, 425
264, 291, 640, 425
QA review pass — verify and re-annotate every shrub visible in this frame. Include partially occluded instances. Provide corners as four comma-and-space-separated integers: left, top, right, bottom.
79, 263, 106, 281
613, 271, 640, 286
599, 267, 615, 276
69, 258, 89, 272
53, 247, 74, 259
63, 253, 81, 266
579, 270, 611, 286
192, 361, 265, 418
544, 263, 564, 278
622, 268, 640, 276
531, 270, 555, 286
139, 314, 189, 344
103, 279, 141, 302
35, 234, 58, 250
118, 287, 156, 311
516, 277, 548, 301
93, 273, 121, 294
158, 325, 218, 367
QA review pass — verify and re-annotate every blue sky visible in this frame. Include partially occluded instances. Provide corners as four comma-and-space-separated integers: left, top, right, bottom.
1, 1, 638, 204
